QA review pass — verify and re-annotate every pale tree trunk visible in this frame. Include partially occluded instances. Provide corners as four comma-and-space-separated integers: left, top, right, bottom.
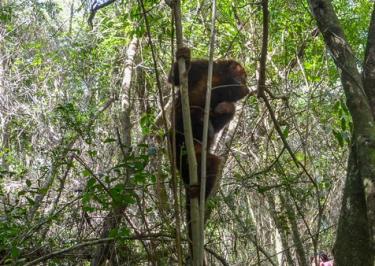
0, 9, 9, 172
267, 194, 294, 266
91, 37, 138, 266
307, 1, 375, 265
279, 194, 308, 266
169, 1, 200, 263
200, 1, 216, 263
274, 229, 283, 266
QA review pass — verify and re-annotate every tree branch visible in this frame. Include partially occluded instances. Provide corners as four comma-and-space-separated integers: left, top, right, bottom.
88, 0, 117, 28
24, 234, 175, 266
363, 3, 375, 118
307, 0, 373, 130
200, 0, 216, 263
169, 1, 200, 263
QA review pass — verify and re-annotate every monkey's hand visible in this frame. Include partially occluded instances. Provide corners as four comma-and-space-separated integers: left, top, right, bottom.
188, 184, 200, 199
176, 47, 191, 71
213, 101, 235, 115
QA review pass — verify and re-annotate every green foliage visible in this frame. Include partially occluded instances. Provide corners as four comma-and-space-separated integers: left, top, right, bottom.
0, 222, 19, 251
332, 98, 352, 147
0, 4, 12, 23
0, 0, 372, 264
140, 111, 156, 136
54, 102, 93, 138
109, 227, 130, 240
82, 143, 154, 213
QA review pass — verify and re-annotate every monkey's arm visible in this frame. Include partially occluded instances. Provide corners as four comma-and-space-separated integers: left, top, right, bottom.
167, 47, 191, 86
210, 101, 236, 132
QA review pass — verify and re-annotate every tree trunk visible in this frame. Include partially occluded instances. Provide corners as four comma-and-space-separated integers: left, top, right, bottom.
0, 18, 9, 172
363, 5, 375, 251
267, 194, 294, 266
307, 1, 375, 264
334, 145, 372, 265
280, 194, 308, 266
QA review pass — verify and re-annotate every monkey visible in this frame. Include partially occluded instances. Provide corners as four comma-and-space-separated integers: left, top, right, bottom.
168, 47, 248, 256
169, 47, 249, 109
169, 46, 248, 189
169, 47, 248, 137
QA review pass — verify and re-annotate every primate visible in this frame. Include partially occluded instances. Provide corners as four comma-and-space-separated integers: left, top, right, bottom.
169, 47, 248, 193
168, 47, 248, 254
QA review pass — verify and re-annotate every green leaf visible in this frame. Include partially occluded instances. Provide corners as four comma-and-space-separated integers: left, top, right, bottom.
87, 177, 96, 189
32, 54, 43, 66
134, 172, 147, 183
333, 130, 344, 147
18, 190, 26, 196
11, 246, 20, 258
0, 6, 12, 23
121, 193, 136, 205
340, 99, 349, 115
149, 174, 156, 183
103, 138, 116, 143
82, 205, 95, 212
109, 227, 130, 239
88, 150, 97, 157
341, 117, 347, 131
295, 152, 304, 162
140, 112, 155, 135
282, 126, 289, 138
257, 186, 271, 194
25, 196, 35, 205
117, 227, 130, 238
83, 169, 91, 177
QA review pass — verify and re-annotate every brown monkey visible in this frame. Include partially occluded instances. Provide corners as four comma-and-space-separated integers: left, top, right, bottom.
169, 47, 248, 194
169, 47, 248, 255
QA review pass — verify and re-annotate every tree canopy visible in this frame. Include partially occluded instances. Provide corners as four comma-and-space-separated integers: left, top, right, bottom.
0, 0, 374, 265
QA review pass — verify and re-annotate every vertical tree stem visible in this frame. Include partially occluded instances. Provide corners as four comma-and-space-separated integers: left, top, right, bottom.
170, 1, 200, 264
200, 0, 216, 264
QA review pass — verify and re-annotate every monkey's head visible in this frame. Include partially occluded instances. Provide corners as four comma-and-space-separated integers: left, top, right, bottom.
227, 60, 249, 98
212, 60, 249, 103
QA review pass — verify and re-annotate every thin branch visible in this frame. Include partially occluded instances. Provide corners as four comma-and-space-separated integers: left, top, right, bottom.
168, 11, 183, 265
257, 0, 317, 187
169, 0, 200, 263
250, 223, 337, 266
256, 0, 269, 99
205, 246, 229, 266
88, 0, 117, 28
138, 0, 183, 263
220, 189, 277, 266
72, 154, 111, 196
23, 234, 175, 266
200, 0, 216, 263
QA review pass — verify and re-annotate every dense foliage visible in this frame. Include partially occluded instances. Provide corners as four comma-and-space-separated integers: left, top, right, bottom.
0, 0, 373, 265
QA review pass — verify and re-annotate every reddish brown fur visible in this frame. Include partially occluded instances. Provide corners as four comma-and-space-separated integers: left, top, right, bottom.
169, 47, 248, 255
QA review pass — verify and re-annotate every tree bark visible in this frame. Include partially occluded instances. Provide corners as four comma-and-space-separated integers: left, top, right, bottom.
0, 16, 9, 172
267, 194, 294, 266
363, 5, 375, 252
334, 145, 372, 265
280, 194, 308, 266
363, 5, 375, 118
307, 1, 375, 264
